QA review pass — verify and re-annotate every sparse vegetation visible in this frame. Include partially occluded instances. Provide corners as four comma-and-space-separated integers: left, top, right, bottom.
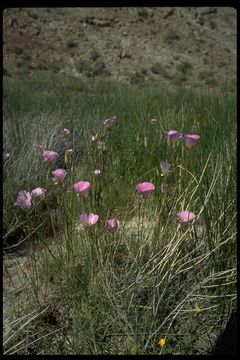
3, 8, 236, 89
171, 61, 193, 85
75, 59, 88, 74
176, 61, 193, 75
150, 63, 171, 79
172, 72, 187, 86
27, 9, 39, 19
75, 58, 111, 77
48, 62, 61, 73
8, 45, 23, 55
89, 49, 101, 61
66, 40, 78, 49
129, 69, 147, 84
198, 70, 218, 86
164, 30, 180, 42
89, 60, 111, 77
137, 8, 149, 19
22, 53, 32, 61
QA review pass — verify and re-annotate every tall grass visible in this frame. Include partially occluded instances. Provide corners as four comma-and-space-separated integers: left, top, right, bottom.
3, 72, 236, 355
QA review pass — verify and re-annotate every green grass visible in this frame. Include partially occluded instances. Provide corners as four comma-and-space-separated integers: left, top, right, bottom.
3, 71, 236, 355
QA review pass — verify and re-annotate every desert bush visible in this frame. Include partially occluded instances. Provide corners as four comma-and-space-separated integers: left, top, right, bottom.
198, 70, 217, 86
151, 63, 171, 78
176, 61, 192, 75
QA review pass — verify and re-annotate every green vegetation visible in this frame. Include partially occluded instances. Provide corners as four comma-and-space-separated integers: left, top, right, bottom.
3, 71, 236, 355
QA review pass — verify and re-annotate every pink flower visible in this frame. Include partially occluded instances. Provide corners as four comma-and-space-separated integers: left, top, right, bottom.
63, 128, 70, 135
176, 211, 196, 227
52, 169, 67, 184
106, 218, 121, 233
136, 182, 155, 199
73, 181, 91, 197
80, 212, 99, 227
93, 169, 101, 177
149, 118, 157, 124
183, 134, 200, 149
14, 190, 32, 210
42, 150, 59, 164
165, 130, 181, 144
31, 187, 46, 200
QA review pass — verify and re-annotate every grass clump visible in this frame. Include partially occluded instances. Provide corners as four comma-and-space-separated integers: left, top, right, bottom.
75, 59, 111, 77
137, 8, 149, 19
150, 63, 171, 78
198, 71, 217, 86
172, 71, 186, 85
129, 69, 148, 84
176, 61, 192, 75
75, 59, 88, 73
172, 61, 193, 85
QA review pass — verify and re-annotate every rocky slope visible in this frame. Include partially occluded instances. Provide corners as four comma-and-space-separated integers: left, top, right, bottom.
3, 7, 236, 88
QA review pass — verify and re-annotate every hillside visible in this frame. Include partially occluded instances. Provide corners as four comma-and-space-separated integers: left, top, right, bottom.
3, 7, 236, 88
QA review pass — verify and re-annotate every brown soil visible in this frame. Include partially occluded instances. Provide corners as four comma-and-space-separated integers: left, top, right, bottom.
3, 7, 236, 88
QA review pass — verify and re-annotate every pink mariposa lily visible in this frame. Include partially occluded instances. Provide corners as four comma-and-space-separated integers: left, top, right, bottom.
73, 181, 91, 197
42, 150, 59, 164
52, 169, 67, 184
165, 130, 181, 144
80, 213, 99, 227
31, 187, 46, 200
136, 182, 155, 199
183, 134, 200, 149
106, 218, 121, 233
176, 211, 196, 227
14, 190, 32, 210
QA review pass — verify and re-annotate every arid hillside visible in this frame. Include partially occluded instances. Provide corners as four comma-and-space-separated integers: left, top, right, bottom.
3, 7, 236, 88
